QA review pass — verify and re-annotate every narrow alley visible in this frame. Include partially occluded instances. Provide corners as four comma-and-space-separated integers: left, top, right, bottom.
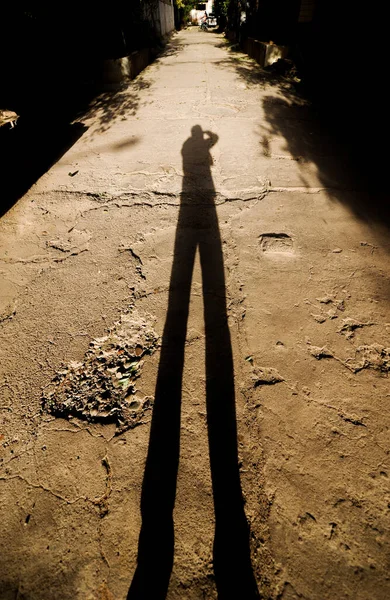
1, 29, 389, 600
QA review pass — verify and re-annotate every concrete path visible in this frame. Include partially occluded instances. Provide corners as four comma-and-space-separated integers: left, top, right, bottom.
1, 29, 389, 600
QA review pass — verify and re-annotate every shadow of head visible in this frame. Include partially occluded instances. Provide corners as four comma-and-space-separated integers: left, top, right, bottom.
181, 125, 219, 182
190, 124, 208, 149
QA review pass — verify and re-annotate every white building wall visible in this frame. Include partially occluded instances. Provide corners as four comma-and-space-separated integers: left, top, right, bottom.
191, 2, 215, 24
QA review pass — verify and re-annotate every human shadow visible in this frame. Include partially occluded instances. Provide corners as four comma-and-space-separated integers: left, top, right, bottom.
127, 126, 259, 599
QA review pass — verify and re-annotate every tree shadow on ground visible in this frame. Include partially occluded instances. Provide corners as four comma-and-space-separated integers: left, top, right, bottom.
0, 71, 147, 216
157, 35, 186, 58
0, 71, 146, 216
0, 120, 87, 218
127, 126, 260, 600
214, 41, 390, 231
213, 46, 303, 102
81, 75, 152, 136
0, 31, 187, 216
85, 33, 185, 136
85, 35, 185, 133
261, 94, 390, 229
0, 58, 154, 216
0, 75, 142, 216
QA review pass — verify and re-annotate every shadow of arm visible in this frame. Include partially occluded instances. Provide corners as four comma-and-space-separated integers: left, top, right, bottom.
204, 131, 219, 149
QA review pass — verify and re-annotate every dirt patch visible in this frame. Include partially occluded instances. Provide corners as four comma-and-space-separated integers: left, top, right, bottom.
337, 317, 375, 339
252, 366, 285, 386
345, 344, 390, 374
41, 309, 158, 433
308, 342, 390, 374
259, 233, 293, 253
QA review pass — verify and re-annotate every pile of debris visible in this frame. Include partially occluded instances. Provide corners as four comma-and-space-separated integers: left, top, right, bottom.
42, 309, 159, 433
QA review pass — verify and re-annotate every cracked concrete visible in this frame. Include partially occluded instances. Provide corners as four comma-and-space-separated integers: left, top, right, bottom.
1, 28, 390, 600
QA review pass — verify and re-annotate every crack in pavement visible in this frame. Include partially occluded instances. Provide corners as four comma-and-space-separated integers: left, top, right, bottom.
0, 248, 89, 265
0, 453, 113, 510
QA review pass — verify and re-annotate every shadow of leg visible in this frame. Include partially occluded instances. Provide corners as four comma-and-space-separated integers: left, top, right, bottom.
200, 221, 260, 599
128, 125, 259, 598
128, 227, 197, 600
